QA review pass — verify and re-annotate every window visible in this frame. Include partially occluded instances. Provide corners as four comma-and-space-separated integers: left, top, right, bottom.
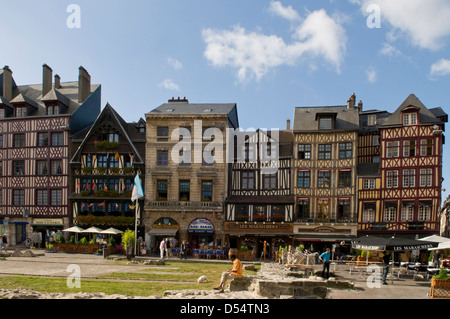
157, 150, 168, 166
420, 139, 433, 156
16, 107, 27, 117
297, 144, 311, 160
296, 199, 310, 220
319, 117, 333, 130
51, 189, 62, 206
108, 133, 119, 143
179, 180, 190, 201
0, 109, 5, 119
0, 161, 2, 176
338, 170, 352, 188
253, 205, 267, 219
179, 149, 191, 166
202, 149, 214, 166
157, 180, 168, 200
263, 173, 277, 189
386, 141, 399, 158
52, 132, 64, 146
51, 160, 62, 175
363, 179, 375, 189
14, 134, 25, 147
82, 179, 92, 191
243, 143, 256, 162
317, 199, 330, 221
386, 170, 398, 188
317, 171, 331, 188
241, 171, 255, 189
37, 133, 49, 147
418, 202, 432, 221
318, 144, 332, 160
337, 199, 351, 219
339, 143, 352, 159
401, 202, 414, 221
419, 169, 432, 187
384, 203, 397, 222
402, 169, 415, 187
97, 154, 108, 168
108, 178, 119, 192
372, 135, 380, 146
0, 135, 3, 148
235, 205, 249, 220
97, 178, 107, 191
36, 190, 48, 206
36, 160, 48, 175
157, 126, 169, 137
297, 170, 310, 188
13, 160, 25, 176
403, 140, 416, 157
363, 203, 376, 222
47, 105, 60, 115
367, 114, 377, 126
13, 189, 25, 205
403, 113, 417, 126
272, 205, 285, 220
201, 181, 213, 201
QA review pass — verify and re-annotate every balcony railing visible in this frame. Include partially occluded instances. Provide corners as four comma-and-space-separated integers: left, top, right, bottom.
146, 200, 223, 210
74, 167, 137, 176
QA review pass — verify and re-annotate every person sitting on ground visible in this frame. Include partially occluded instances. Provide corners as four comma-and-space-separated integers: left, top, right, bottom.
214, 254, 243, 293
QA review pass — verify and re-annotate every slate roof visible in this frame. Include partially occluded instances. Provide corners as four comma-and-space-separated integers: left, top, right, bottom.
293, 105, 360, 132
381, 94, 447, 127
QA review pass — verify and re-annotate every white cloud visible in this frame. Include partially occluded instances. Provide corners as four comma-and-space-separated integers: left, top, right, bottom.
379, 42, 402, 58
430, 58, 450, 77
202, 8, 347, 83
167, 57, 182, 70
365, 66, 377, 83
158, 79, 180, 91
268, 1, 301, 22
358, 0, 450, 50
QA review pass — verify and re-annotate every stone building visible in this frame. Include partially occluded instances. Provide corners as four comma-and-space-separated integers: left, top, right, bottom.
144, 97, 239, 253
0, 64, 101, 245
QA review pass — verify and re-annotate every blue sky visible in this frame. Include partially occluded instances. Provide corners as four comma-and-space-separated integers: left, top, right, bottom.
2, 0, 450, 199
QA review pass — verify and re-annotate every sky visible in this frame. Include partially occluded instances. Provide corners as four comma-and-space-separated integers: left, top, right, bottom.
2, 0, 450, 200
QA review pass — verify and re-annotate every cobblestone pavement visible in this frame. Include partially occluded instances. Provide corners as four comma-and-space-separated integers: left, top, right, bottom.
0, 249, 434, 299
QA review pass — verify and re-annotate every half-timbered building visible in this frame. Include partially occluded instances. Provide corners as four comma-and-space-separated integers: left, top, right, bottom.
292, 94, 359, 252
359, 94, 447, 239
0, 64, 101, 245
144, 98, 239, 254
224, 129, 294, 259
69, 103, 146, 234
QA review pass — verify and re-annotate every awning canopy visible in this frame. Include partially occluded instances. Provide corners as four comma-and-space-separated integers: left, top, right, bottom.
147, 228, 179, 236
352, 235, 438, 251
63, 226, 85, 233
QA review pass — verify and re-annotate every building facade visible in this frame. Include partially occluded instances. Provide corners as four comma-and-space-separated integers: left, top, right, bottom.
358, 94, 447, 238
292, 95, 360, 252
224, 129, 294, 259
144, 98, 239, 253
0, 64, 100, 245
69, 103, 146, 233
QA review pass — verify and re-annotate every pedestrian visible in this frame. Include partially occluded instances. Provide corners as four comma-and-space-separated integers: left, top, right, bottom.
0, 235, 3, 252
1, 234, 7, 252
381, 251, 390, 285
433, 250, 441, 268
180, 241, 187, 260
319, 248, 331, 279
159, 238, 165, 259
214, 254, 243, 293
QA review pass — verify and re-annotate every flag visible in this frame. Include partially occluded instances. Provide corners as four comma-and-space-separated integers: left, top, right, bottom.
98, 201, 106, 207
114, 152, 120, 160
92, 182, 97, 191
131, 174, 144, 202
104, 185, 108, 192
76, 182, 80, 192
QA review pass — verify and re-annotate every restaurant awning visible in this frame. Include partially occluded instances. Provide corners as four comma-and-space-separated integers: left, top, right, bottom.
147, 228, 179, 236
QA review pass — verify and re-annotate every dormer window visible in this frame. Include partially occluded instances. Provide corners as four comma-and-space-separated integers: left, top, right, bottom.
16, 107, 27, 117
367, 114, 377, 126
403, 112, 417, 126
47, 105, 60, 115
316, 113, 336, 130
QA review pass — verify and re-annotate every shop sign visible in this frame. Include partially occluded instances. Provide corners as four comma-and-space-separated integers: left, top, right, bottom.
188, 218, 215, 233
225, 222, 293, 233
32, 218, 64, 226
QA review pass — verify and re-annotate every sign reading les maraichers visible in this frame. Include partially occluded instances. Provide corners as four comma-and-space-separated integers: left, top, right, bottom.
225, 222, 293, 233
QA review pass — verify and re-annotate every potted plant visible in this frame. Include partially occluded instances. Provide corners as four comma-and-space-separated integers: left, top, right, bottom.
253, 214, 266, 222
270, 214, 285, 222
235, 215, 249, 222
237, 246, 254, 261
430, 267, 450, 298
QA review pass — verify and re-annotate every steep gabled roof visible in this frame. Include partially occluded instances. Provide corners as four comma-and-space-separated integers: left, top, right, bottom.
70, 103, 145, 164
293, 105, 359, 132
381, 94, 446, 127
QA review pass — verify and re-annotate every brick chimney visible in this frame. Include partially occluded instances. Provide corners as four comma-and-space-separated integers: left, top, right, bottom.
286, 119, 290, 130
78, 66, 91, 103
2, 65, 13, 101
54, 74, 61, 89
347, 93, 356, 109
42, 64, 53, 97
358, 100, 363, 113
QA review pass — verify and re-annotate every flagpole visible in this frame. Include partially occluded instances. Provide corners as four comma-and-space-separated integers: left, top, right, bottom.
134, 200, 138, 256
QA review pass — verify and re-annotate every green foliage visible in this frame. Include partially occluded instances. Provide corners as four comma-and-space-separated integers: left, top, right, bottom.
56, 234, 65, 244
433, 267, 450, 281
121, 229, 135, 251
238, 246, 249, 252
68, 235, 76, 244
109, 236, 116, 246
79, 237, 88, 245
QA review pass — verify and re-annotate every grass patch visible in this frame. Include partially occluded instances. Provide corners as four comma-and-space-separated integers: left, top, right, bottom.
0, 262, 260, 297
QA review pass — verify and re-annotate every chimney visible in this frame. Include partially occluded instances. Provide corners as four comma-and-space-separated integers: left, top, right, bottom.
286, 119, 291, 130
54, 74, 61, 89
347, 93, 356, 109
78, 66, 91, 103
42, 64, 53, 97
2, 65, 13, 101
358, 100, 363, 113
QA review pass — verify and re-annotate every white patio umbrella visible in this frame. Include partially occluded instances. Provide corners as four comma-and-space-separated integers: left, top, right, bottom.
62, 226, 85, 233
82, 226, 104, 233
419, 235, 450, 243
101, 227, 124, 235
428, 240, 450, 251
